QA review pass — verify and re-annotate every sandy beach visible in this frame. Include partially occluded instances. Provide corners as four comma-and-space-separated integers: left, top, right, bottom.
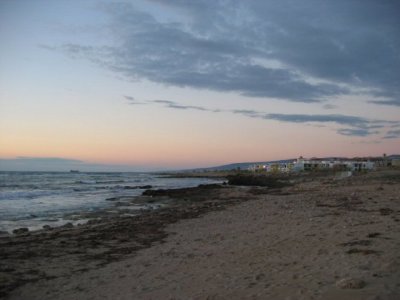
1, 170, 400, 299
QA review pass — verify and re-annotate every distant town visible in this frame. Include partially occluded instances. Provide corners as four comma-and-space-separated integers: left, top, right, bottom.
187, 154, 400, 174
249, 155, 400, 173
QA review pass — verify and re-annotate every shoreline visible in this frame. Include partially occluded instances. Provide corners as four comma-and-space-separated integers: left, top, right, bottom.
1, 169, 400, 299
0, 174, 222, 235
0, 183, 246, 297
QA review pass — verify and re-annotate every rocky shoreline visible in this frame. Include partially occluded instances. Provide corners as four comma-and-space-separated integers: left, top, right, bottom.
0, 183, 252, 297
1, 169, 400, 299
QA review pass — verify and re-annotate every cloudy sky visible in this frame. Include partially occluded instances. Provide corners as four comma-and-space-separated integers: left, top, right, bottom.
0, 0, 399, 171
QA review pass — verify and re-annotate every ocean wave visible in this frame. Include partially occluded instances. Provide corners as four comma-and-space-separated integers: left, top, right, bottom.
75, 180, 97, 184
74, 180, 125, 184
95, 180, 125, 184
0, 184, 40, 189
0, 190, 64, 201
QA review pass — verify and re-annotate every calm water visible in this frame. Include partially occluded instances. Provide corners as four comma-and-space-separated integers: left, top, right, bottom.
0, 171, 219, 232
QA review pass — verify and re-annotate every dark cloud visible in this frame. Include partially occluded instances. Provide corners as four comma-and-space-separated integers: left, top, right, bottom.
152, 100, 213, 111
168, 104, 207, 111
152, 100, 175, 105
383, 129, 400, 139
87, 1, 399, 105
124, 95, 147, 105
43, 0, 400, 108
261, 113, 367, 126
232, 109, 260, 118
337, 128, 379, 137
368, 99, 400, 107
124, 95, 134, 100
135, 97, 397, 137
257, 113, 384, 136
128, 102, 147, 105
58, 1, 400, 103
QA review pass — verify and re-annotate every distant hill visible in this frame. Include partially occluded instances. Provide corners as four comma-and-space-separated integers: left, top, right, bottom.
185, 159, 295, 172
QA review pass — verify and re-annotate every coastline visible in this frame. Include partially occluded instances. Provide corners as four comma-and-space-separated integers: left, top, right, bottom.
0, 172, 221, 234
1, 169, 400, 299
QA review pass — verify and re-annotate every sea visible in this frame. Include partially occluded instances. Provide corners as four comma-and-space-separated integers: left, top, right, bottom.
0, 171, 220, 233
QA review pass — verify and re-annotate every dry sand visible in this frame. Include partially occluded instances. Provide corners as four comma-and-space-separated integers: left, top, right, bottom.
2, 170, 400, 299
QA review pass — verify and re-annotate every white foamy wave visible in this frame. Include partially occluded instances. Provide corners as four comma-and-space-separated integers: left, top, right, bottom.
0, 190, 64, 201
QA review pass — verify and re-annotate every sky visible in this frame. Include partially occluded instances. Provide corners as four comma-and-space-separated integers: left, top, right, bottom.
0, 0, 399, 171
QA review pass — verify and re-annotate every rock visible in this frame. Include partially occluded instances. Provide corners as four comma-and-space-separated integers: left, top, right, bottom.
106, 197, 118, 201
336, 278, 366, 289
142, 184, 222, 197
142, 189, 167, 196
61, 222, 74, 229
379, 208, 393, 215
87, 219, 101, 225
139, 185, 152, 189
367, 232, 381, 238
340, 240, 371, 246
123, 185, 152, 189
346, 248, 380, 255
42, 225, 52, 230
13, 227, 29, 235
0, 230, 10, 237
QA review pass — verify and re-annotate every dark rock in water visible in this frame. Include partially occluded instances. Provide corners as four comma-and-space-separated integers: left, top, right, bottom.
139, 185, 152, 189
106, 197, 118, 201
42, 225, 52, 230
87, 219, 101, 225
336, 278, 366, 289
123, 185, 153, 190
13, 227, 29, 235
142, 189, 160, 196
61, 223, 74, 229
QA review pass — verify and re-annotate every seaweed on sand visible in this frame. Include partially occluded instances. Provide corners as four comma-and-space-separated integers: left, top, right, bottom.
227, 174, 289, 188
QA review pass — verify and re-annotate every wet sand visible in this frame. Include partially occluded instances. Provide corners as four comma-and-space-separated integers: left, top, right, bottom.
1, 170, 400, 299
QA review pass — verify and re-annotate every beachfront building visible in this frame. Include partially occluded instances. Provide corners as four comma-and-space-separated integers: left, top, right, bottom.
292, 157, 375, 172
249, 162, 294, 173
347, 161, 375, 171
249, 157, 376, 173
392, 158, 400, 167
248, 164, 268, 172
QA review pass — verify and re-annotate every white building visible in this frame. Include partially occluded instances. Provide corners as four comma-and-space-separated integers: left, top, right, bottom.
292, 157, 374, 172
